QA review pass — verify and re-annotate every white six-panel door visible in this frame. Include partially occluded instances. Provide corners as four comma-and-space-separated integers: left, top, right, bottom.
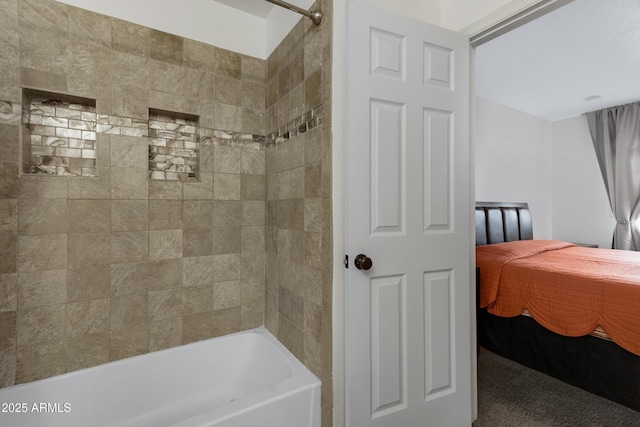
346, 1, 472, 426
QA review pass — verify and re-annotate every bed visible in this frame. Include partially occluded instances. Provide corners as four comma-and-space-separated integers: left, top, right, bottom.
475, 201, 640, 411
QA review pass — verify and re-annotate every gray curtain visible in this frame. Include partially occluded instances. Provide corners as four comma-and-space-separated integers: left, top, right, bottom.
586, 101, 640, 250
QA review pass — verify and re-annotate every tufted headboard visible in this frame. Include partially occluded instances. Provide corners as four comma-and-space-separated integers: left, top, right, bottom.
475, 202, 533, 246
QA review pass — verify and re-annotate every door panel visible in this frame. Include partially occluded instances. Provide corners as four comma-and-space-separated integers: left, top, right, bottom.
346, 1, 471, 426
370, 274, 406, 417
370, 99, 405, 234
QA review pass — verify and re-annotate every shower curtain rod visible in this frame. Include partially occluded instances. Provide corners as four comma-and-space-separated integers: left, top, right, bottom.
265, 0, 322, 25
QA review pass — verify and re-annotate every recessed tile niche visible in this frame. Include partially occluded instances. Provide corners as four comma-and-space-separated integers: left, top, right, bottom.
148, 109, 199, 181
22, 89, 98, 176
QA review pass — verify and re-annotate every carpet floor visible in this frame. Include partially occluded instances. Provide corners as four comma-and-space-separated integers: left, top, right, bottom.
474, 347, 640, 426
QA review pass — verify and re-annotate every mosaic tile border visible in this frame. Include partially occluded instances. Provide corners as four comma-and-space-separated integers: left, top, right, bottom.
0, 100, 266, 180
265, 104, 324, 148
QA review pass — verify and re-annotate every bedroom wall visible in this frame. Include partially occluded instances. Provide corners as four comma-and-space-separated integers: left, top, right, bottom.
475, 96, 553, 238
551, 115, 615, 249
475, 97, 616, 248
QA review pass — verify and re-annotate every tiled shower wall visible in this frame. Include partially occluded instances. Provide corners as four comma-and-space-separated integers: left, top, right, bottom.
264, 1, 333, 425
0, 0, 266, 386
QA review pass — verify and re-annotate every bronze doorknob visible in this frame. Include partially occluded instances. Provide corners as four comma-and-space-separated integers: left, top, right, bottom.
354, 254, 373, 270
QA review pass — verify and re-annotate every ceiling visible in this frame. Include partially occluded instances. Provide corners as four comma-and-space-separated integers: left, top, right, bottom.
475, 0, 640, 121
215, 0, 276, 19
214, 0, 315, 20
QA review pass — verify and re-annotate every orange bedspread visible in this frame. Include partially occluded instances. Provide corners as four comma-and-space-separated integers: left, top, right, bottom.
477, 240, 640, 356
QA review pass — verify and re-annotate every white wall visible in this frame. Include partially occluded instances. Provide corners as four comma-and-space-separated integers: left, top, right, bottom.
551, 116, 615, 248
55, 0, 312, 59
475, 97, 553, 238
441, 0, 513, 30
476, 98, 616, 247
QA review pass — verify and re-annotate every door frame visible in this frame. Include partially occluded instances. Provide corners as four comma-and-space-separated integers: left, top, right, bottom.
332, 1, 575, 426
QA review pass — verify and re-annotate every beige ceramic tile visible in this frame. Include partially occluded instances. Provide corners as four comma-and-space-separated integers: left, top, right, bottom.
150, 60, 185, 95
148, 258, 182, 291
290, 198, 305, 231
111, 51, 149, 88
0, 348, 17, 387
241, 251, 265, 281
213, 47, 241, 79
212, 306, 241, 337
182, 285, 213, 316
241, 201, 265, 226
110, 323, 147, 361
65, 332, 109, 372
17, 269, 66, 309
183, 38, 215, 71
182, 200, 213, 230
66, 299, 109, 339
148, 289, 182, 322
213, 201, 241, 227
241, 226, 264, 252
110, 262, 149, 297
304, 126, 322, 164
67, 168, 111, 200
183, 229, 213, 257
15, 341, 65, 384
18, 234, 67, 272
18, 175, 67, 199
214, 75, 241, 106
150, 29, 183, 65
182, 256, 214, 287
290, 167, 305, 199
184, 68, 214, 99
148, 199, 183, 230
182, 311, 213, 344
0, 311, 16, 351
184, 172, 213, 200
110, 294, 148, 330
67, 232, 110, 269
18, 199, 67, 235
111, 19, 150, 57
111, 231, 148, 264
240, 174, 265, 201
148, 179, 183, 200
110, 135, 148, 169
16, 303, 65, 347
0, 274, 17, 312
214, 103, 242, 132
110, 84, 148, 120
111, 167, 148, 199
241, 55, 265, 82
240, 277, 264, 304
68, 199, 110, 233
213, 254, 241, 282
68, 6, 111, 48
304, 334, 322, 378
214, 173, 241, 200
199, 145, 215, 173
213, 280, 240, 310
148, 318, 182, 352
240, 300, 264, 329
148, 229, 182, 261
213, 146, 242, 174
0, 232, 17, 274
241, 148, 265, 175
111, 200, 148, 231
66, 265, 110, 302
304, 162, 321, 198
213, 226, 240, 255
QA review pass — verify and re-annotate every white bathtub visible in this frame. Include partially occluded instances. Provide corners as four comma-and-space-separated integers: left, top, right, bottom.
0, 327, 321, 427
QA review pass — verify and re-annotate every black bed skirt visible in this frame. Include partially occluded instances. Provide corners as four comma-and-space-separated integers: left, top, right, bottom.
478, 308, 640, 412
